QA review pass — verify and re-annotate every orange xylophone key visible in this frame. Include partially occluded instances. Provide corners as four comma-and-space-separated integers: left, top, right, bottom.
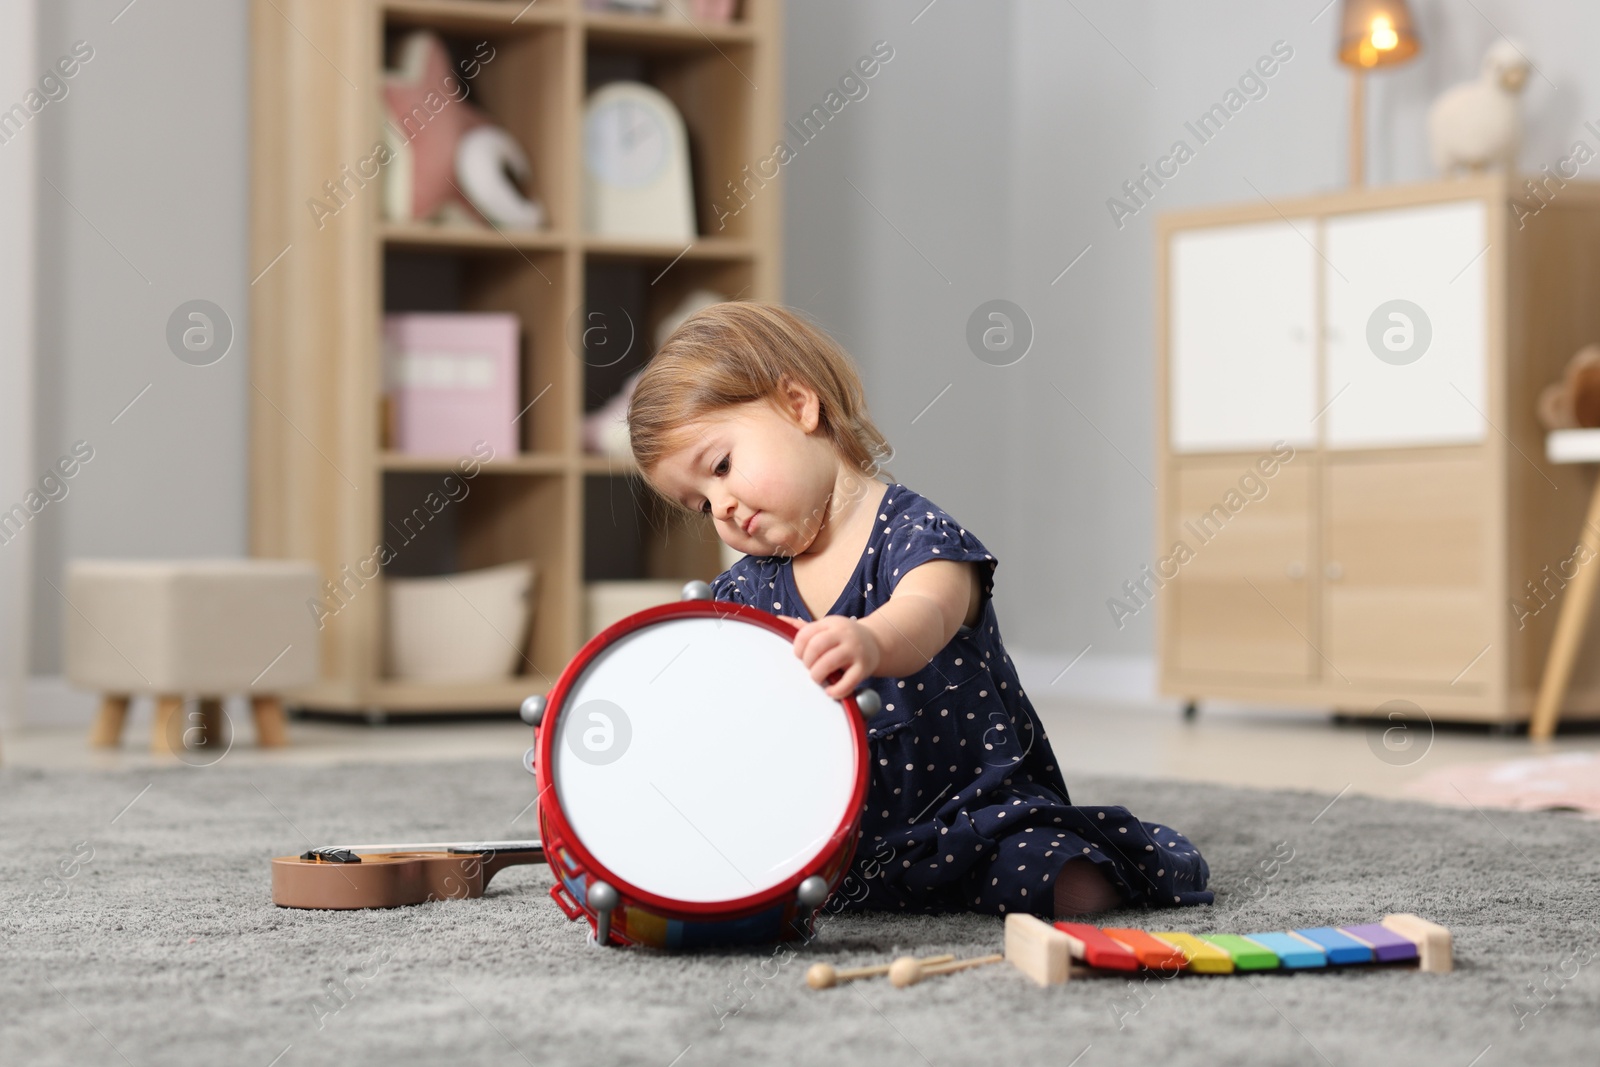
1101, 927, 1187, 972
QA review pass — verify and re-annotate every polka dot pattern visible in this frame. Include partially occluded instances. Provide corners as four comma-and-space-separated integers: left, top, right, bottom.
706, 482, 1214, 916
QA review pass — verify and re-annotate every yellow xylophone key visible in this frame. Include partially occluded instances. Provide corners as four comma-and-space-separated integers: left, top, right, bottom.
1150, 931, 1235, 974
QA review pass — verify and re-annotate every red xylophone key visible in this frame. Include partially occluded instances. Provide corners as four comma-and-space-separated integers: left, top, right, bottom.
1054, 923, 1141, 971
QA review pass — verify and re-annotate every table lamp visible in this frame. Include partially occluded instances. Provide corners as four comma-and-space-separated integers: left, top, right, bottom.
1338, 0, 1422, 185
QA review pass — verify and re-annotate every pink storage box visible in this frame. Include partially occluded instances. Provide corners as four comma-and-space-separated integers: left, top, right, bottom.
384, 312, 520, 458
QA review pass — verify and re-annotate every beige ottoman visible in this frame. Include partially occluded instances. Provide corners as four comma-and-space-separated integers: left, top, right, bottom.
64, 560, 321, 754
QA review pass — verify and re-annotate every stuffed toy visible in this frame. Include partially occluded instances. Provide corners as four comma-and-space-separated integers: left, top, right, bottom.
1538, 343, 1600, 430
383, 31, 544, 229
1428, 40, 1532, 176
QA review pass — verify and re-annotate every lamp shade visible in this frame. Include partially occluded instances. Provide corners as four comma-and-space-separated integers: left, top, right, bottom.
1337, 0, 1421, 68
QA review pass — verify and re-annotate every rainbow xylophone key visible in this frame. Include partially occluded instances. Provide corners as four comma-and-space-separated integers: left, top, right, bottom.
1006, 913, 1452, 986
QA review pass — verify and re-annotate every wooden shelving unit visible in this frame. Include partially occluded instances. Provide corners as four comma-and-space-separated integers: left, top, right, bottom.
249, 0, 781, 714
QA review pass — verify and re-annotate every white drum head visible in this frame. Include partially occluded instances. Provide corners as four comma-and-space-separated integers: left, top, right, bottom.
550, 614, 859, 904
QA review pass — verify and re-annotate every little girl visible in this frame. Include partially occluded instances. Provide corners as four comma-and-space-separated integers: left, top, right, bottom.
628, 302, 1212, 918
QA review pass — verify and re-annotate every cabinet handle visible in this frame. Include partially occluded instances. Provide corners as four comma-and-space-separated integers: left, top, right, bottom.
1324, 561, 1344, 582
1286, 561, 1305, 580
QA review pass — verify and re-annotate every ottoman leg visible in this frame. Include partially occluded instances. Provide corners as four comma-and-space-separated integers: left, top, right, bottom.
253, 695, 289, 748
89, 695, 130, 748
198, 698, 226, 752
151, 695, 185, 756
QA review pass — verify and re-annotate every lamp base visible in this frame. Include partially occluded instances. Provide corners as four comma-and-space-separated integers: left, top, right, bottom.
1349, 69, 1366, 187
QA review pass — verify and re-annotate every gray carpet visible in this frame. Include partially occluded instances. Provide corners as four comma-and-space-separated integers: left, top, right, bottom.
2, 758, 1597, 1067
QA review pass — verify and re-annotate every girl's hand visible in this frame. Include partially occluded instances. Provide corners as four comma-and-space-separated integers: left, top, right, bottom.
777, 615, 881, 699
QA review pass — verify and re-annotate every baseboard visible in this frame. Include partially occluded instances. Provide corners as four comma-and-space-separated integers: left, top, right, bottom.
1009, 649, 1168, 708
17, 680, 269, 740
24, 675, 99, 729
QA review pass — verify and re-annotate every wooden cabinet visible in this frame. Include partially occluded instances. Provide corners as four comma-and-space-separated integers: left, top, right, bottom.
1157, 178, 1600, 723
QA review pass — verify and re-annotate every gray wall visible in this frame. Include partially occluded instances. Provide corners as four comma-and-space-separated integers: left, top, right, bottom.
25, 0, 1600, 681
1004, 0, 1350, 660
780, 0, 1021, 632
1, 0, 37, 728
32, 0, 250, 673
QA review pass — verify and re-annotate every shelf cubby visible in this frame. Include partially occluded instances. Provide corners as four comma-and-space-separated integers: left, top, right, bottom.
584, 42, 759, 240
380, 4, 570, 234
454, 471, 572, 680
583, 473, 721, 584
579, 255, 754, 427
377, 468, 570, 685
383, 245, 571, 455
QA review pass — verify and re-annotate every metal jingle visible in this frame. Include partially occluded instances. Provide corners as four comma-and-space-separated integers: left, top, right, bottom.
681, 579, 714, 601
519, 694, 546, 726
588, 880, 620, 946
796, 875, 830, 908
853, 688, 882, 719
521, 746, 538, 777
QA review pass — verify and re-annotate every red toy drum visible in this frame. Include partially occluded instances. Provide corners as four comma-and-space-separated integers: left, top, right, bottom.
527, 587, 876, 948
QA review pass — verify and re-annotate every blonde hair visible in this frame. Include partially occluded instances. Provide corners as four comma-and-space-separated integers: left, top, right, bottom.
628, 302, 894, 513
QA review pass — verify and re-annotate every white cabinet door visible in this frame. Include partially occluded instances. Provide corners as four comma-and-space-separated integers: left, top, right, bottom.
1323, 201, 1488, 449
1170, 220, 1317, 453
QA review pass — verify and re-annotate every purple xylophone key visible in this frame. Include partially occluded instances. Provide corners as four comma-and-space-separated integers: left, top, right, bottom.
1340, 923, 1419, 963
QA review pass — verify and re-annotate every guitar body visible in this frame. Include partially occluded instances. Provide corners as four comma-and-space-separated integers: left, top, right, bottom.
271, 841, 545, 910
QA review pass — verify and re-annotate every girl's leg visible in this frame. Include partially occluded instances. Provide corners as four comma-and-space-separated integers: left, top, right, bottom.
1052, 858, 1121, 917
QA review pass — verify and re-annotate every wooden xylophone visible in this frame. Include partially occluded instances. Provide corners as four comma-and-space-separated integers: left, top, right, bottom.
1006, 912, 1452, 986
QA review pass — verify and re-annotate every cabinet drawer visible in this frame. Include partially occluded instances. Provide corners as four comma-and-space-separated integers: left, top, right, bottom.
1167, 455, 1312, 679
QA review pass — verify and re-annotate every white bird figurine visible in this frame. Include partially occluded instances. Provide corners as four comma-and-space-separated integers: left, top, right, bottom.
1428, 39, 1532, 176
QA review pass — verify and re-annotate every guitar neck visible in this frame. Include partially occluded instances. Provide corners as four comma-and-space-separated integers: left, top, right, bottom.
318, 839, 544, 856
479, 847, 548, 882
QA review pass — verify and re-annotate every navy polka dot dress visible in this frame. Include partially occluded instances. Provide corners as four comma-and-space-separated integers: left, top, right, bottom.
710, 482, 1213, 917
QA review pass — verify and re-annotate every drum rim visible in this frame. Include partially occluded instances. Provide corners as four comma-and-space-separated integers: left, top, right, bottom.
535, 599, 870, 919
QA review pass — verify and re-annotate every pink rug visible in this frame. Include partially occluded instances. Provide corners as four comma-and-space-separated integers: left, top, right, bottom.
1403, 750, 1600, 818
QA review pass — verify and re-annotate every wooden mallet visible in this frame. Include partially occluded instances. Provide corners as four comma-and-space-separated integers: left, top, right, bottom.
888, 953, 1005, 988
807, 954, 954, 989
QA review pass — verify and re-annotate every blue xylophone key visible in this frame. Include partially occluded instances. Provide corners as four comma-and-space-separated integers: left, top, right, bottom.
1292, 927, 1373, 965
1243, 932, 1327, 968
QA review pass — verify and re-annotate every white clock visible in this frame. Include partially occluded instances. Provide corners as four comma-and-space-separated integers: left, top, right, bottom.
583, 82, 696, 240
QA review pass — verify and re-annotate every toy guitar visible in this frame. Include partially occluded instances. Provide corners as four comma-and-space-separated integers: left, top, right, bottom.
271, 840, 545, 910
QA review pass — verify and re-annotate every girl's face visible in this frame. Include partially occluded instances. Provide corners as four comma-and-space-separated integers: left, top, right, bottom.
651, 381, 842, 558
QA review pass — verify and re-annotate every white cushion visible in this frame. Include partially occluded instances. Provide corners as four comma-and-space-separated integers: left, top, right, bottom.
64, 559, 321, 693
384, 562, 536, 682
